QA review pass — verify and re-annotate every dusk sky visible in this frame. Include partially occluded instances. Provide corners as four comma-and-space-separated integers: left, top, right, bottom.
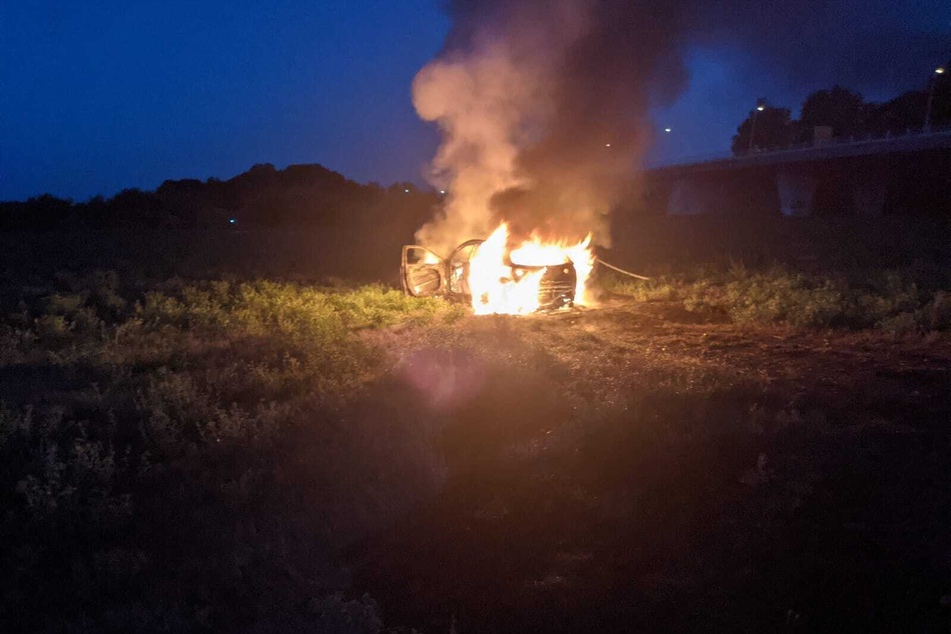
2, 1, 948, 201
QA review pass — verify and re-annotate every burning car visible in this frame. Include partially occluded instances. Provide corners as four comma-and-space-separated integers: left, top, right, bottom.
401, 223, 593, 315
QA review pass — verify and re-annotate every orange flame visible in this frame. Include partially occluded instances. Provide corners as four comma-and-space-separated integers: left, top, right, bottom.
468, 223, 594, 315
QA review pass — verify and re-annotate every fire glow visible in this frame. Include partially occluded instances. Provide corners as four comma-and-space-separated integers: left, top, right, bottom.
468, 223, 594, 315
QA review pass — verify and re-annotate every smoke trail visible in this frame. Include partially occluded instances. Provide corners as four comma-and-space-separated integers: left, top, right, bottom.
412, 0, 688, 255
412, 0, 944, 256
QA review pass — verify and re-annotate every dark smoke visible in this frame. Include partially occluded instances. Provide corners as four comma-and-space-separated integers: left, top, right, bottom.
413, 0, 691, 253
414, 0, 948, 254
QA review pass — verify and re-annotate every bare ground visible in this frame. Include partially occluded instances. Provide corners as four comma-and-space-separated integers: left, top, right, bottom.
352, 296, 951, 633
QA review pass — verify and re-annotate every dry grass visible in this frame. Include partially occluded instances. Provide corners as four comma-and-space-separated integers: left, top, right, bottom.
2, 264, 951, 633
0, 275, 457, 632
602, 263, 951, 331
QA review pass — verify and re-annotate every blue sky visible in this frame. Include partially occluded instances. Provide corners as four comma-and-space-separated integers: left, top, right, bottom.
1, 1, 947, 200
1, 0, 448, 199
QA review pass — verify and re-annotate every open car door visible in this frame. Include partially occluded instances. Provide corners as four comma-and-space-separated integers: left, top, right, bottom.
401, 245, 445, 297
446, 239, 483, 296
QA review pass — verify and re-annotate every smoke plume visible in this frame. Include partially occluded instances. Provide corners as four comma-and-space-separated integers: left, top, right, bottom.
412, 0, 688, 255
412, 0, 946, 256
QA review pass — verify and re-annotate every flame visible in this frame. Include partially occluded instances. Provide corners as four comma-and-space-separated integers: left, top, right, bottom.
420, 250, 441, 265
468, 223, 594, 315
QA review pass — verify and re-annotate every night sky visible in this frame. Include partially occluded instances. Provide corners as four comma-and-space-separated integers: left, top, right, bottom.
2, 1, 948, 201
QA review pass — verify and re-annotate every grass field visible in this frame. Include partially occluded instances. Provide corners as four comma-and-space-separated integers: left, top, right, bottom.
602, 263, 951, 331
1, 222, 951, 632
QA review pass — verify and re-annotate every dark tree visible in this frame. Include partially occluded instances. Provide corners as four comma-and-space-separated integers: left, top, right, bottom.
732, 106, 793, 155
156, 179, 209, 227
107, 188, 164, 227
799, 85, 865, 140
27, 194, 75, 229
0, 194, 74, 230
862, 60, 949, 135
0, 162, 440, 244
862, 92, 927, 136
388, 182, 418, 195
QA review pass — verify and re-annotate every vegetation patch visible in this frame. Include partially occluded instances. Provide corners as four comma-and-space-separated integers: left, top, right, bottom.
2, 258, 950, 633
0, 274, 450, 633
605, 263, 951, 331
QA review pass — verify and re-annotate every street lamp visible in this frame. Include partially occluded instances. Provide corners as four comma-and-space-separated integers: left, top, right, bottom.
925, 67, 946, 132
748, 98, 767, 153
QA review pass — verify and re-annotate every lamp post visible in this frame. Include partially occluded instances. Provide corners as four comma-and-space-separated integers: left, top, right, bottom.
748, 98, 766, 153
925, 67, 946, 132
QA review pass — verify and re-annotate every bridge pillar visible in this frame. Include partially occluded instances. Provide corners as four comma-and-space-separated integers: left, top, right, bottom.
776, 169, 818, 217
668, 177, 711, 215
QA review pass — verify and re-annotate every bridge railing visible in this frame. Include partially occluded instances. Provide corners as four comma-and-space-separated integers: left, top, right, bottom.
647, 122, 951, 169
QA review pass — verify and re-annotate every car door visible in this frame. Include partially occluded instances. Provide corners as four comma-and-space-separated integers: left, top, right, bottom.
446, 239, 483, 296
401, 245, 446, 297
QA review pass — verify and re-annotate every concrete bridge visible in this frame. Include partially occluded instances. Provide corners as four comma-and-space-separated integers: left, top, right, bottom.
643, 127, 951, 217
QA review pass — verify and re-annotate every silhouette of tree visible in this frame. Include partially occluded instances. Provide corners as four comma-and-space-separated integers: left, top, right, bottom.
388, 182, 418, 195
28, 194, 74, 229
0, 163, 439, 242
799, 85, 865, 140
0, 194, 73, 229
732, 106, 794, 155
108, 188, 163, 226
862, 92, 927, 136
78, 195, 107, 228
730, 66, 951, 153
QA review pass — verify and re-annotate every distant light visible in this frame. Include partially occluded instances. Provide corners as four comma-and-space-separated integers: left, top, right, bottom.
229, 218, 236, 224
404, 189, 410, 193
937, 67, 946, 75
439, 190, 446, 194
605, 143, 611, 147
756, 105, 765, 111
664, 127, 672, 133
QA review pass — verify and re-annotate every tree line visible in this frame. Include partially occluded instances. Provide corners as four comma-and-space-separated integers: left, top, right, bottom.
0, 163, 437, 233
733, 62, 951, 155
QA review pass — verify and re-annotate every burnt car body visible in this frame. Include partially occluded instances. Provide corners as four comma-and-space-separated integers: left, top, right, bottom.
401, 239, 577, 310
